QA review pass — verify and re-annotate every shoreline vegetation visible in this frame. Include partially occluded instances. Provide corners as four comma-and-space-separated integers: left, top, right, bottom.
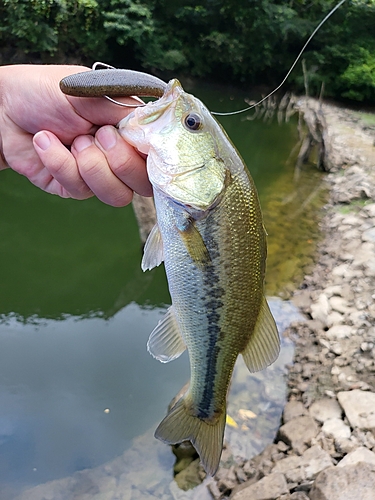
1, 1, 375, 104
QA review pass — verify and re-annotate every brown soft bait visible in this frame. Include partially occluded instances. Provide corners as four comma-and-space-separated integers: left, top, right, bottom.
60, 69, 167, 98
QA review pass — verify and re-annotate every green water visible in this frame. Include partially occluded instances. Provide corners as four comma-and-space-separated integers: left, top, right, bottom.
0, 85, 324, 498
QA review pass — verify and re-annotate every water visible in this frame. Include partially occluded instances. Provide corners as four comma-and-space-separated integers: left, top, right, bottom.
0, 84, 324, 499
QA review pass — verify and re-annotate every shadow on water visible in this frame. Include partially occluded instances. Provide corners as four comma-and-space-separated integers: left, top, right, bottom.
0, 84, 325, 499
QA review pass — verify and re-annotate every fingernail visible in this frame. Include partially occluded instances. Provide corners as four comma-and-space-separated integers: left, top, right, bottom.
96, 127, 117, 151
34, 131, 51, 151
74, 135, 94, 152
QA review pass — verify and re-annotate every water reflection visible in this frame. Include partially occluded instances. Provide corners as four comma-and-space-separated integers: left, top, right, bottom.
0, 300, 302, 500
0, 304, 190, 497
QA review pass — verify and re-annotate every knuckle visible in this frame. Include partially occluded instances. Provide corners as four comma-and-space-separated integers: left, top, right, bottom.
110, 156, 137, 179
78, 157, 102, 179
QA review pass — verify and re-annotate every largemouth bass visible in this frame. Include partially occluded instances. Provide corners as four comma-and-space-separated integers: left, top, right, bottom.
118, 79, 280, 476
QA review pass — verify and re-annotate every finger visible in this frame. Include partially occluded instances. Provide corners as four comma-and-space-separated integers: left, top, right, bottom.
33, 131, 93, 199
71, 134, 134, 207
94, 126, 152, 197
3, 125, 76, 197
66, 94, 143, 128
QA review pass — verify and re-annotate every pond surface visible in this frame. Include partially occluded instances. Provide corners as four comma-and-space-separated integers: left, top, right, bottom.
0, 83, 324, 499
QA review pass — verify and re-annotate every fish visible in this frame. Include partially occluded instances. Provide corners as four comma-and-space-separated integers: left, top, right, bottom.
117, 79, 280, 476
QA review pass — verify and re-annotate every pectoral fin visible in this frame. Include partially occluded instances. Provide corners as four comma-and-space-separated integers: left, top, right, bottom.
242, 296, 280, 372
178, 221, 210, 268
141, 223, 164, 271
147, 306, 186, 363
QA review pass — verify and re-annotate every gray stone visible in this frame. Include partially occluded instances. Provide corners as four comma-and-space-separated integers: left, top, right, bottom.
364, 203, 375, 217
309, 462, 375, 500
329, 296, 349, 314
334, 437, 358, 455
278, 416, 319, 453
321, 418, 351, 440
231, 473, 288, 500
362, 227, 375, 243
338, 446, 375, 467
311, 294, 331, 326
337, 390, 375, 433
325, 325, 353, 339
290, 493, 310, 500
273, 445, 332, 481
309, 398, 342, 423
326, 311, 344, 327
283, 401, 308, 423
285, 467, 306, 483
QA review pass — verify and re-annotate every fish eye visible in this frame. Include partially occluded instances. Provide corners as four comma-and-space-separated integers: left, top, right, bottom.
184, 113, 202, 131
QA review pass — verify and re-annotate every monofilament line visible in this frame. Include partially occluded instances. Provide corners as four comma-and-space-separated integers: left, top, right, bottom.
211, 0, 347, 117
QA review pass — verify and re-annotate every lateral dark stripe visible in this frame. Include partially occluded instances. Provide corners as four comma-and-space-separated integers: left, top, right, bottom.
197, 218, 224, 418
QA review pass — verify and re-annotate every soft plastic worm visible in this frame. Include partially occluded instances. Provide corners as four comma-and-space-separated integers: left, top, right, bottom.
59, 69, 167, 98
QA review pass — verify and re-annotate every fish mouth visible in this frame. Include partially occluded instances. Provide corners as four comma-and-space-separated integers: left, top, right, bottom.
117, 79, 183, 153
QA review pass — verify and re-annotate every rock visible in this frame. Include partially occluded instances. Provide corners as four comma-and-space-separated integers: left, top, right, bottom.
278, 416, 319, 453
273, 445, 333, 480
290, 493, 310, 500
285, 466, 306, 484
329, 296, 349, 314
174, 458, 202, 491
292, 291, 311, 310
309, 462, 375, 500
337, 390, 375, 433
283, 401, 308, 423
321, 418, 351, 440
364, 203, 375, 217
230, 473, 288, 500
311, 294, 331, 326
334, 437, 357, 455
326, 311, 344, 327
325, 325, 353, 339
337, 447, 375, 467
362, 227, 375, 243
309, 398, 342, 423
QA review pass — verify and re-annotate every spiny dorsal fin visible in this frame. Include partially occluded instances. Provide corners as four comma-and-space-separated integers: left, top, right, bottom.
141, 223, 164, 271
147, 306, 186, 363
242, 296, 280, 373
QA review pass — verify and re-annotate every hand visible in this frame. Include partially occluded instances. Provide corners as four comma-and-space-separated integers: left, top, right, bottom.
0, 64, 152, 206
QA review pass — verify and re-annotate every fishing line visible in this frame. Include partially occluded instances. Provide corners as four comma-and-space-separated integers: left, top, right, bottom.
210, 0, 347, 117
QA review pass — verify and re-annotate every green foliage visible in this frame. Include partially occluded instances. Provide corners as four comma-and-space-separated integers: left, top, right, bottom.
0, 0, 59, 53
0, 0, 107, 61
103, 0, 154, 46
0, 0, 374, 102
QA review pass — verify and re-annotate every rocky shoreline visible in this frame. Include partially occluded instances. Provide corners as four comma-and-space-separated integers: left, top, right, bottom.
206, 99, 375, 499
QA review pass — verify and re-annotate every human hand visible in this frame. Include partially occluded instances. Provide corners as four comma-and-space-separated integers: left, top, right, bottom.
0, 64, 152, 206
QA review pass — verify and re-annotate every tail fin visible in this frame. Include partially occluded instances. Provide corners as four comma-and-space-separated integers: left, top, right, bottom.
155, 397, 226, 476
